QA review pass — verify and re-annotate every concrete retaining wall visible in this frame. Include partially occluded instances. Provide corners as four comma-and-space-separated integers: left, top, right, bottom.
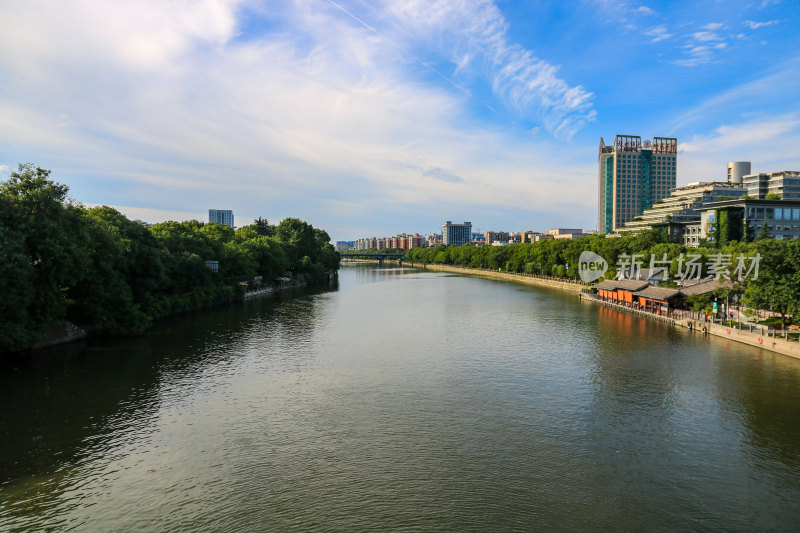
680, 319, 800, 359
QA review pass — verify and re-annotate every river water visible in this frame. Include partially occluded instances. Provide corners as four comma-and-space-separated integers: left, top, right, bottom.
2, 263, 800, 531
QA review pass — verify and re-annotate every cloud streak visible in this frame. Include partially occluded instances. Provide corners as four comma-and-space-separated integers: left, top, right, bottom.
381, 0, 595, 139
744, 20, 779, 29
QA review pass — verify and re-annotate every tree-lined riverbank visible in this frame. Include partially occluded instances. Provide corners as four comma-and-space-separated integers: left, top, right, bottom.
0, 164, 340, 353
404, 231, 800, 329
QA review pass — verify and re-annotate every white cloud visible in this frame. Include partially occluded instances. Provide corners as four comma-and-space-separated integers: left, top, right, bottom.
679, 114, 800, 183
634, 6, 656, 15
0, 0, 597, 237
645, 26, 672, 42
692, 31, 724, 42
672, 22, 731, 66
744, 20, 779, 29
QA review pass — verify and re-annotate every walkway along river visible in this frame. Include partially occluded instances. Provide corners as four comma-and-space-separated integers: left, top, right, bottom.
2, 263, 800, 531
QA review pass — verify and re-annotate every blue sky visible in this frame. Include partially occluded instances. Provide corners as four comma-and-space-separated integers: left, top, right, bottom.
1, 0, 798, 241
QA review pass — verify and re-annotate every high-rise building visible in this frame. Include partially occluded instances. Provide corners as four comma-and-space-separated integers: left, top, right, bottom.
598, 135, 677, 233
442, 221, 472, 246
209, 209, 234, 228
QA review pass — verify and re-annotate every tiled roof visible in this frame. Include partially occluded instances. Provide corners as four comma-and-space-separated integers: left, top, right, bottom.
595, 279, 651, 291
679, 279, 732, 296
614, 279, 651, 291
634, 286, 682, 301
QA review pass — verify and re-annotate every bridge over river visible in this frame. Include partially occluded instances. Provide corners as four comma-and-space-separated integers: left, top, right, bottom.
341, 253, 405, 266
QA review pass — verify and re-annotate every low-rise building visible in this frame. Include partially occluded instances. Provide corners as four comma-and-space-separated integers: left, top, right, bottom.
547, 228, 584, 239
694, 198, 800, 244
743, 171, 800, 200
618, 181, 747, 244
485, 231, 510, 245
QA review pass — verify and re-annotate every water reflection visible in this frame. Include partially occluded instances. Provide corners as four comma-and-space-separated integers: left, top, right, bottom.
2, 266, 800, 531
0, 281, 337, 530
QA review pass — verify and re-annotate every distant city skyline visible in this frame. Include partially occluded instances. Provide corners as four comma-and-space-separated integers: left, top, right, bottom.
1, 0, 799, 242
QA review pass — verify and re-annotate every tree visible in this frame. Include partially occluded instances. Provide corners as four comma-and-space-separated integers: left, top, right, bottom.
743, 240, 800, 330
276, 217, 316, 264
0, 212, 36, 350
251, 217, 274, 237
757, 220, 771, 241
0, 164, 89, 348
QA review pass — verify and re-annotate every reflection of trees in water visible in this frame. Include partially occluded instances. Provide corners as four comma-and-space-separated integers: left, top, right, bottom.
0, 280, 338, 518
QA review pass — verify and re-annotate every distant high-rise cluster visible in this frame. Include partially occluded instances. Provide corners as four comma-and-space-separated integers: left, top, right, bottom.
598, 135, 677, 233
209, 209, 234, 228
351, 234, 428, 250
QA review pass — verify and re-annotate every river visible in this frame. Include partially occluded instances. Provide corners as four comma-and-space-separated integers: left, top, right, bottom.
2, 263, 800, 531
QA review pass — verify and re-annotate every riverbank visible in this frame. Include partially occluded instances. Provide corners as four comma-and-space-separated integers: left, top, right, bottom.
25, 277, 329, 353
406, 262, 587, 292
579, 291, 800, 360
405, 261, 800, 360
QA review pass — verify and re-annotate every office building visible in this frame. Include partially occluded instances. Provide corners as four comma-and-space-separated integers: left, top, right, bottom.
693, 198, 800, 244
485, 231, 510, 245
547, 228, 585, 239
618, 181, 747, 244
598, 135, 677, 233
442, 221, 472, 246
742, 171, 800, 200
209, 209, 234, 228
